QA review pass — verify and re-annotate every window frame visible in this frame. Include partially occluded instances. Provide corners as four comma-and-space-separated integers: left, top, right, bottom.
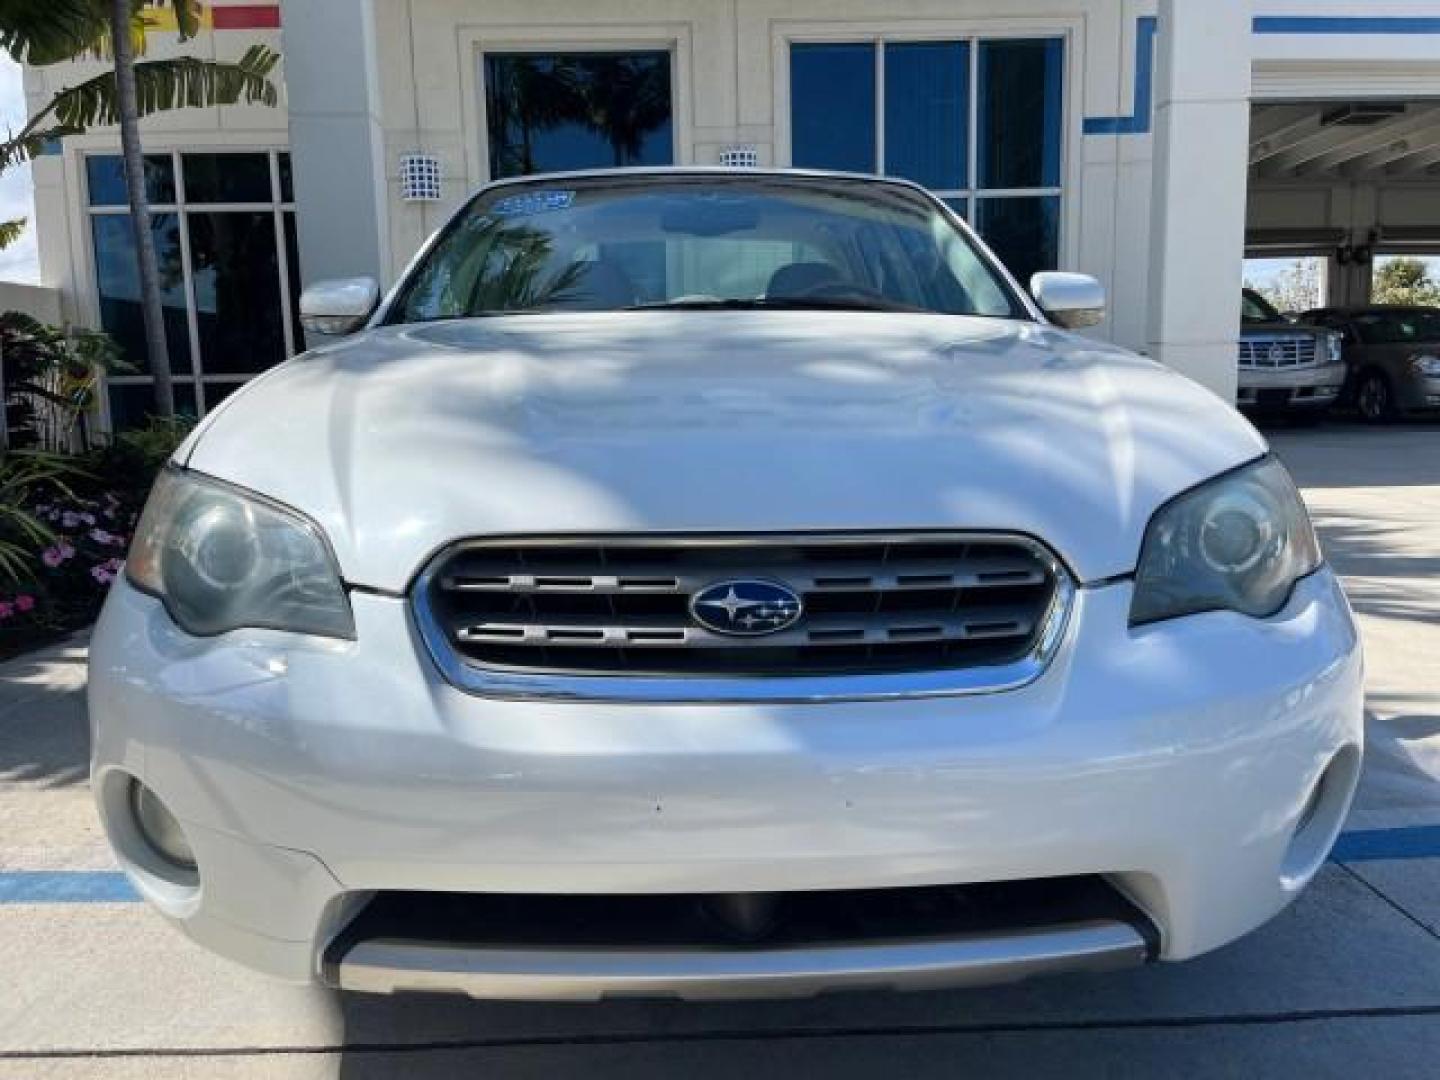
774, 21, 1077, 273
81, 147, 299, 427
480, 49, 678, 181
465, 27, 694, 186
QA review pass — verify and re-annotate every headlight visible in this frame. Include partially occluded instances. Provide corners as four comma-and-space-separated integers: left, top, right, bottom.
1130, 458, 1321, 626
1412, 353, 1440, 377
126, 468, 354, 639
1325, 333, 1343, 364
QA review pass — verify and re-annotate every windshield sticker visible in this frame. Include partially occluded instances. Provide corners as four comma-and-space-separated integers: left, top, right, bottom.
491, 190, 575, 217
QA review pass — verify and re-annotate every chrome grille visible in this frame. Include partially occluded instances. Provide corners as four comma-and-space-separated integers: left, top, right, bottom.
414, 534, 1065, 683
1237, 334, 1318, 369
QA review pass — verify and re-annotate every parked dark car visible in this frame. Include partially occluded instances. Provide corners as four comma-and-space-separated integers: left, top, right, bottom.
1237, 289, 1344, 417
1301, 306, 1440, 422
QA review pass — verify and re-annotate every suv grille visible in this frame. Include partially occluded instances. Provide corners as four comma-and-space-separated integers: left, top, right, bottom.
415, 534, 1063, 679
1238, 334, 1318, 368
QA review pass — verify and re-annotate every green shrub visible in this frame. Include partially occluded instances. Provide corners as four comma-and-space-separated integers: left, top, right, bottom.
0, 416, 194, 652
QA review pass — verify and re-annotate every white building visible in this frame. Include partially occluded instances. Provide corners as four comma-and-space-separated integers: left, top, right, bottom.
21, 1, 1440, 428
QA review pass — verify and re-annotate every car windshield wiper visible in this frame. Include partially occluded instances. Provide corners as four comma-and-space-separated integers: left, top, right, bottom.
622, 296, 922, 314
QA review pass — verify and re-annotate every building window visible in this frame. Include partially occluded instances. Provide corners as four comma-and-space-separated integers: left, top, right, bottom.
790, 36, 1063, 286
483, 51, 674, 180
85, 149, 302, 427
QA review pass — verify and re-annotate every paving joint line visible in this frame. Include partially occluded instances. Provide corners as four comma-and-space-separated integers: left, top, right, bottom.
1335, 860, 1440, 942
5, 1003, 1440, 1060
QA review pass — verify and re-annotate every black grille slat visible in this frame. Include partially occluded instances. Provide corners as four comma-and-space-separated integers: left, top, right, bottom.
455, 605, 1037, 650
440, 557, 1040, 595
422, 535, 1058, 678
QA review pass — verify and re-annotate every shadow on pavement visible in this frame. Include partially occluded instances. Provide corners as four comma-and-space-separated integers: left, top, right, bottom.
0, 636, 91, 789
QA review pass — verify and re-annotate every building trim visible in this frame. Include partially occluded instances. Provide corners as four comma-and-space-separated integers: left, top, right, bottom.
1082, 16, 1155, 137
1252, 17, 1440, 36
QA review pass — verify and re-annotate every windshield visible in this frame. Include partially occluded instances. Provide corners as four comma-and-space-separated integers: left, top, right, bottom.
1241, 289, 1284, 324
1351, 308, 1440, 345
386, 175, 1027, 323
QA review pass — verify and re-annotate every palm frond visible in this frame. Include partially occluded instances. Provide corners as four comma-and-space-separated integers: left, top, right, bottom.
3, 0, 206, 65
0, 123, 81, 172
46, 46, 281, 130
0, 0, 110, 66
0, 219, 26, 249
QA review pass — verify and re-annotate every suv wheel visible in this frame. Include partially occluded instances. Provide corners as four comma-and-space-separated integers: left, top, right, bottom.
1356, 371, 1396, 424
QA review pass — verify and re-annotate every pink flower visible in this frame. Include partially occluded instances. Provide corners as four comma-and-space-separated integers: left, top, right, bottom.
15, 595, 35, 613
0, 602, 12, 620
90, 565, 115, 585
90, 528, 116, 546
42, 541, 76, 568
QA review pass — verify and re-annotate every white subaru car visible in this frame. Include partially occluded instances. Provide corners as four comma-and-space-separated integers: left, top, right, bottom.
90, 169, 1363, 1001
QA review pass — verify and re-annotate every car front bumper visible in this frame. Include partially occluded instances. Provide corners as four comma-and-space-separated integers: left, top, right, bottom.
1237, 361, 1346, 409
88, 568, 1363, 996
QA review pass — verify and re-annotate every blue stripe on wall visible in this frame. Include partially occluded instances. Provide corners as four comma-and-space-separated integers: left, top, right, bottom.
1084, 14, 1440, 136
0, 826, 1437, 906
1254, 16, 1440, 35
1083, 16, 1158, 137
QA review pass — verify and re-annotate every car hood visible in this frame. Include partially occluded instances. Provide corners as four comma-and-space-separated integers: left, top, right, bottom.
183, 311, 1265, 590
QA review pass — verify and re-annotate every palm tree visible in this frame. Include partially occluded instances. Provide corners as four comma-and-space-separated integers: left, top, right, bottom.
0, 0, 278, 417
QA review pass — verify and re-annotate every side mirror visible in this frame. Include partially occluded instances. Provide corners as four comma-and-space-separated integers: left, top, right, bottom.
299, 277, 380, 336
1030, 272, 1106, 330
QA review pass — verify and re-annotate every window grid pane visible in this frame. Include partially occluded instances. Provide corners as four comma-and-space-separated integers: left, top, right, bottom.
790, 43, 877, 173
484, 52, 674, 180
86, 154, 176, 206
977, 38, 1064, 191
884, 41, 969, 191
182, 152, 274, 203
91, 150, 302, 429
975, 195, 1060, 286
90, 212, 192, 375
789, 36, 1062, 284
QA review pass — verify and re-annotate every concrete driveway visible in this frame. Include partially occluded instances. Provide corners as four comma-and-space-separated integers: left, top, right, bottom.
3, 424, 1438, 1078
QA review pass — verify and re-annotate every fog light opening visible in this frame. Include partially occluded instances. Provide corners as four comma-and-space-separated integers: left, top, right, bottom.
1294, 776, 1325, 836
1280, 745, 1361, 891
129, 779, 197, 872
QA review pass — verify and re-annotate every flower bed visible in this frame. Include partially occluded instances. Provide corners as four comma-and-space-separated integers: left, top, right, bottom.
0, 420, 191, 660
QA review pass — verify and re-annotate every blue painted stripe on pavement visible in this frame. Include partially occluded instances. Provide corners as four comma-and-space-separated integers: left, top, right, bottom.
1331, 825, 1440, 863
1, 826, 1437, 905
1253, 16, 1440, 35
0, 871, 139, 903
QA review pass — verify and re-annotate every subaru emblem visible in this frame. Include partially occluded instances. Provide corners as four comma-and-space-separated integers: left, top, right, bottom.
690, 579, 803, 637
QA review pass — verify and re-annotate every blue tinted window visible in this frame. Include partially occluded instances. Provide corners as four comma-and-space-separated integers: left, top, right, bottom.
182, 153, 273, 203
976, 195, 1059, 285
978, 39, 1063, 189
187, 212, 286, 374
790, 43, 876, 173
485, 52, 673, 179
90, 214, 192, 374
108, 382, 197, 431
86, 154, 175, 206
884, 42, 968, 190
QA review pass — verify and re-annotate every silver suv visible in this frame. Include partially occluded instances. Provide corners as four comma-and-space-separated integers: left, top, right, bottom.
1236, 289, 1344, 417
